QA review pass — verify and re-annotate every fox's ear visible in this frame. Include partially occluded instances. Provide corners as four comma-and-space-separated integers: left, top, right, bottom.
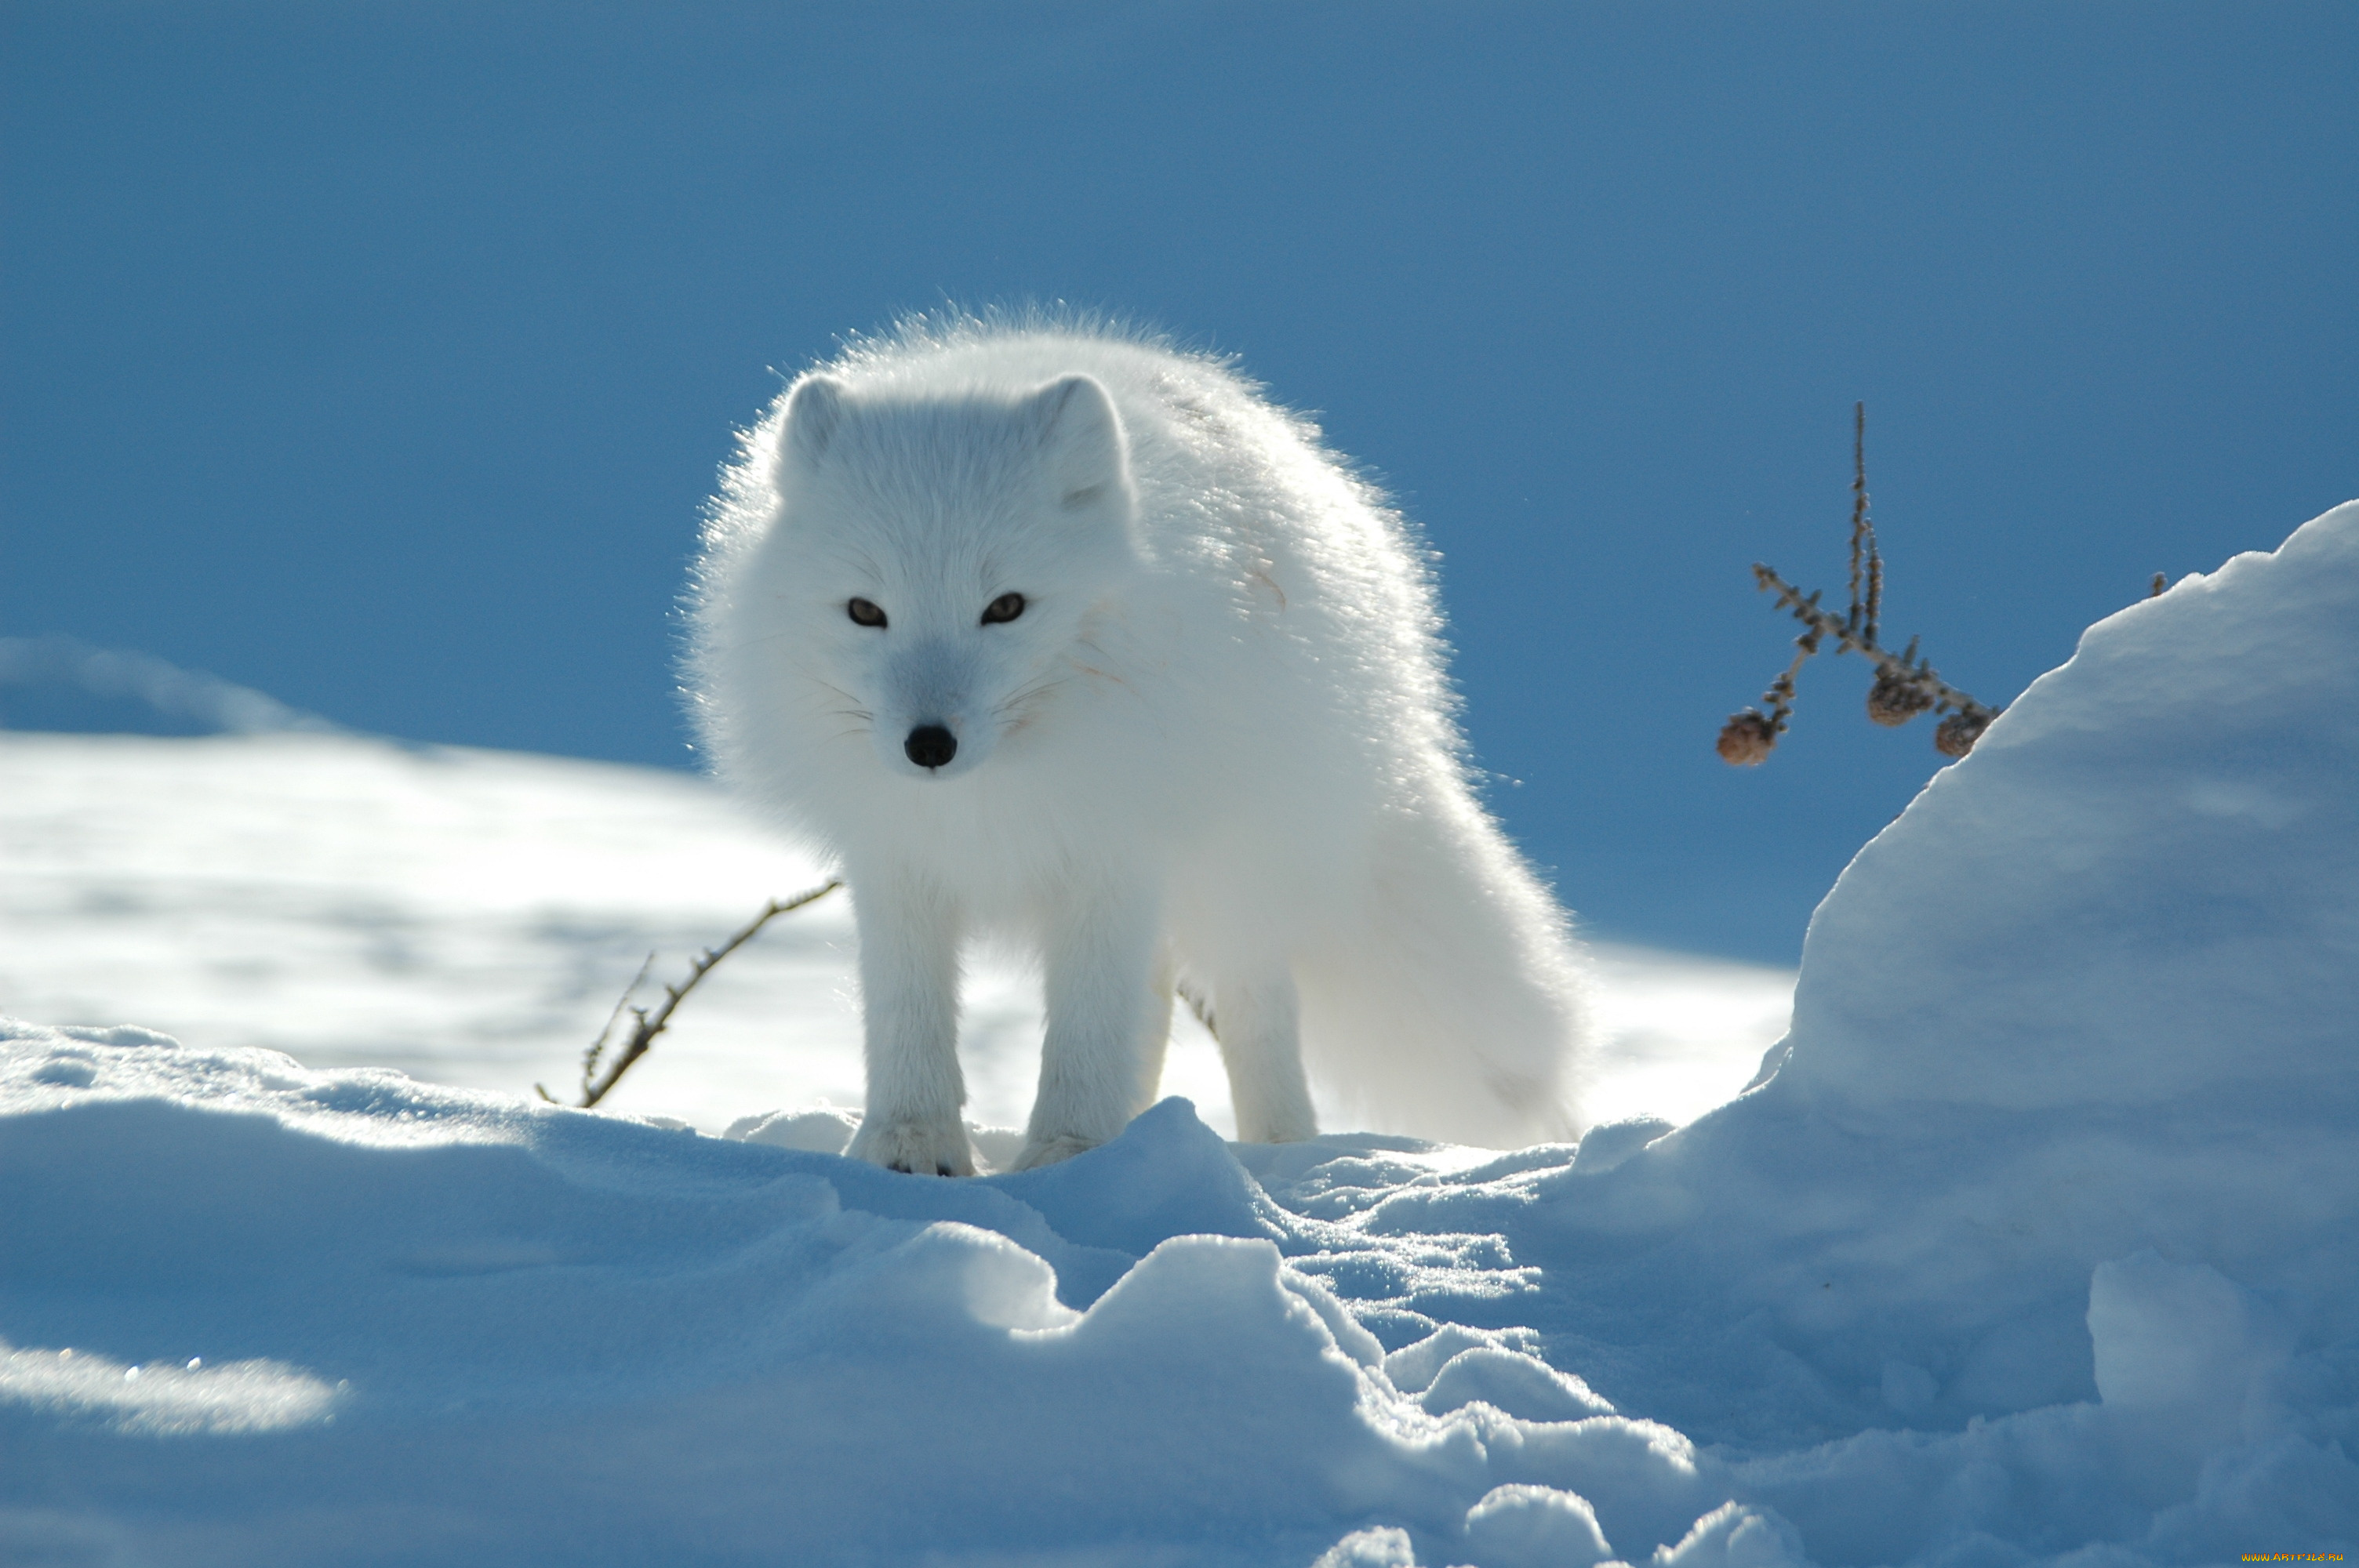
779, 375, 849, 474
1026, 375, 1132, 513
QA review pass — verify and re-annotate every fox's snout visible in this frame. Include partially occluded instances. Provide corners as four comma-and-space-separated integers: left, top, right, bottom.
903, 724, 958, 771
871, 638, 987, 776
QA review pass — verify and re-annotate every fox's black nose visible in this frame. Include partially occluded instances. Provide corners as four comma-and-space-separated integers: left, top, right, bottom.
904, 724, 958, 770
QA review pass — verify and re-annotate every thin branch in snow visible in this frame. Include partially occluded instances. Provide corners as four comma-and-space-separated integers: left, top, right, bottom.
579, 951, 657, 1094
536, 880, 843, 1110
1718, 404, 2001, 767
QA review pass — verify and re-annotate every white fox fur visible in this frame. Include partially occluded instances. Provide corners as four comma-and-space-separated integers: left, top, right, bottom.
689, 318, 1588, 1173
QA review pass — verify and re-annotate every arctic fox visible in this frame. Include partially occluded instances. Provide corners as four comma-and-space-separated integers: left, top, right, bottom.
689, 319, 1588, 1174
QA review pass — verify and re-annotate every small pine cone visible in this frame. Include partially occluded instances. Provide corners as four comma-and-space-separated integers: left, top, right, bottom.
1934, 710, 1991, 757
1866, 670, 1935, 727
1717, 711, 1778, 766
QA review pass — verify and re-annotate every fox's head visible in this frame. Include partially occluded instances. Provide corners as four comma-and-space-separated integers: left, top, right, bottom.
751, 371, 1142, 781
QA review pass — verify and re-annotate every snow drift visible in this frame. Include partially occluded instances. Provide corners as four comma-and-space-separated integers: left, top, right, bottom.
2, 502, 2353, 1565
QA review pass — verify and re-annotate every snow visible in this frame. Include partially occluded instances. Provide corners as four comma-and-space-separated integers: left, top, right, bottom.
2, 502, 2354, 1564
0, 633, 340, 739
0, 731, 1792, 1138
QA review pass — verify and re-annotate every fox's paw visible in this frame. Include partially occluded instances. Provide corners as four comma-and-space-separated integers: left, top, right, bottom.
847, 1116, 976, 1178
1011, 1132, 1100, 1172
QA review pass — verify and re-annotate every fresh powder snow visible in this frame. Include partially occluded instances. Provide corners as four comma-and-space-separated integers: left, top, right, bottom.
2, 502, 2354, 1565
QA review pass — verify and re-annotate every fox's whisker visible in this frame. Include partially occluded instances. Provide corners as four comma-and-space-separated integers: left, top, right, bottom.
994, 676, 1065, 717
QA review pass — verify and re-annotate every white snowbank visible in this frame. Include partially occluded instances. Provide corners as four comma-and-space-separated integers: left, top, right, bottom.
2, 502, 2352, 1564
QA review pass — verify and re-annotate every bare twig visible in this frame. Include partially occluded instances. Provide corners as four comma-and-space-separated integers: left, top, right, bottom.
1719, 404, 2001, 765
1847, 401, 1882, 644
1750, 563, 1999, 742
579, 951, 657, 1093
536, 880, 843, 1110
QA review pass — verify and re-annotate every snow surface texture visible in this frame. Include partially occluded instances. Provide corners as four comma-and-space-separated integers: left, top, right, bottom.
0, 731, 1791, 1136
2, 503, 2354, 1565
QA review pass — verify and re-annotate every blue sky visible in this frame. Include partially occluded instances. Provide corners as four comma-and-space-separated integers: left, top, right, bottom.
4, 2, 2353, 962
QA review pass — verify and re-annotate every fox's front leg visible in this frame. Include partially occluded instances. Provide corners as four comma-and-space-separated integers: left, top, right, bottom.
844, 871, 975, 1176
1016, 879, 1164, 1171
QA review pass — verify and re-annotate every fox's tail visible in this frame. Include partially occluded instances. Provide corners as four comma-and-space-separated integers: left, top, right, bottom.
1294, 779, 1590, 1149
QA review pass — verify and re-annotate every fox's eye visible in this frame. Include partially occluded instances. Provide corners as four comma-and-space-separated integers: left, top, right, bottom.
980, 592, 1026, 626
846, 597, 887, 629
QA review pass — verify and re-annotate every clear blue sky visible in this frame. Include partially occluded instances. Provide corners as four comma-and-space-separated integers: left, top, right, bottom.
4, 2, 2353, 963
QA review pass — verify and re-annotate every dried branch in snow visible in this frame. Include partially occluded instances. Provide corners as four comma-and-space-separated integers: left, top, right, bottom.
536, 879, 842, 1110
1717, 404, 2002, 767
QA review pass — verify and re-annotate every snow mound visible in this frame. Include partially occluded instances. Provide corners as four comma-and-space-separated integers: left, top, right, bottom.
3, 502, 2354, 1563
1786, 499, 2359, 1114
0, 634, 338, 736
1475, 499, 2359, 1558
0, 1024, 1728, 1566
